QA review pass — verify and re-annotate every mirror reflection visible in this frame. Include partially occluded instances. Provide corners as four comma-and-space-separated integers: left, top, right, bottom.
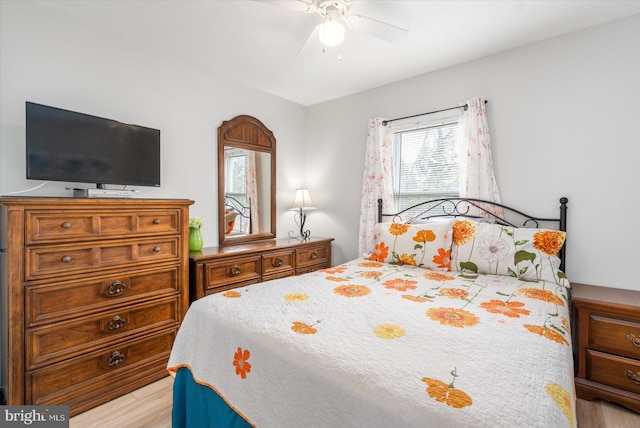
218, 114, 276, 246
223, 147, 271, 237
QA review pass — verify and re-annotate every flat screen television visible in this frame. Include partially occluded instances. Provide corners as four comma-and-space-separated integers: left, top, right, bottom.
26, 101, 160, 188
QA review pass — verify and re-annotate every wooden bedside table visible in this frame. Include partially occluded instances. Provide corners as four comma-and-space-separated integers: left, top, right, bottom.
572, 283, 640, 413
188, 237, 333, 301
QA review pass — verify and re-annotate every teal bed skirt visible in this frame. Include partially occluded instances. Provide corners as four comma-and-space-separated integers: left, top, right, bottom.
172, 367, 254, 428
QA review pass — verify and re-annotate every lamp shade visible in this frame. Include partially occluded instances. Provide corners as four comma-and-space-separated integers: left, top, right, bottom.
318, 21, 345, 47
289, 188, 316, 211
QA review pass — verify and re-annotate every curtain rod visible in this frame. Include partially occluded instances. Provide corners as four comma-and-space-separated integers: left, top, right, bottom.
382, 99, 489, 126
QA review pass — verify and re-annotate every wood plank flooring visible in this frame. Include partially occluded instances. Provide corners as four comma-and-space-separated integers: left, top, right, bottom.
70, 376, 640, 427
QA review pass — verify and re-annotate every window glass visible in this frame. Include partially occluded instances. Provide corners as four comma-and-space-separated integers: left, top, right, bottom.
393, 121, 459, 216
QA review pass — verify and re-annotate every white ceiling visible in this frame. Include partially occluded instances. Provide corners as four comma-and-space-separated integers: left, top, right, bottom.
33, 0, 640, 106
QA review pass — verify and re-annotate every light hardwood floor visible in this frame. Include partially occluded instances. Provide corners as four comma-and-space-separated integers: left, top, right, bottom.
70, 376, 640, 427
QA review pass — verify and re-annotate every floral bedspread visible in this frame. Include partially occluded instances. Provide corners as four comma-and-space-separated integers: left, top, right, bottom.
168, 258, 576, 428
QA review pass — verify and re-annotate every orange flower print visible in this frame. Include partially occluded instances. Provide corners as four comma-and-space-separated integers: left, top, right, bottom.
413, 229, 436, 243
433, 248, 451, 270
223, 291, 242, 298
334, 284, 372, 298
423, 271, 455, 282
440, 288, 469, 300
321, 267, 348, 274
233, 347, 251, 379
518, 288, 564, 306
545, 383, 576, 427
285, 293, 308, 302
453, 220, 477, 245
291, 321, 318, 335
422, 369, 472, 409
389, 223, 411, 236
533, 230, 565, 256
524, 324, 569, 346
357, 261, 384, 268
402, 295, 433, 303
480, 300, 531, 318
361, 271, 383, 279
427, 307, 479, 328
369, 242, 389, 262
325, 276, 349, 282
382, 278, 418, 292
396, 253, 417, 265
374, 324, 406, 339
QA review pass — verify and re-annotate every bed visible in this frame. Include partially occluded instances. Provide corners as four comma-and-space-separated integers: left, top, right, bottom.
168, 197, 575, 427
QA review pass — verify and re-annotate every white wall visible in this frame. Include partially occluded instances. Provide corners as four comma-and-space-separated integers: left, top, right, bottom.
306, 14, 640, 291
0, 1, 308, 247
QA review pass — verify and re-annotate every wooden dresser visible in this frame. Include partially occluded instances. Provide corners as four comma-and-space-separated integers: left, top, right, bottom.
572, 283, 640, 412
0, 197, 192, 415
189, 237, 333, 300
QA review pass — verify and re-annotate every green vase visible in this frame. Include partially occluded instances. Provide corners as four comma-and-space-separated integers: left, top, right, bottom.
189, 227, 203, 252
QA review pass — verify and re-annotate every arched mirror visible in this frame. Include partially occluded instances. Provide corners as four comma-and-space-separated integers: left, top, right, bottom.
218, 115, 276, 245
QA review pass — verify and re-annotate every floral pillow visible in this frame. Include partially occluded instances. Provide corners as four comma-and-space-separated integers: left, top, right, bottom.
369, 221, 454, 271
451, 219, 567, 284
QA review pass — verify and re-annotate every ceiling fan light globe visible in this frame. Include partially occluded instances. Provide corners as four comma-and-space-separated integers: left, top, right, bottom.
318, 21, 345, 47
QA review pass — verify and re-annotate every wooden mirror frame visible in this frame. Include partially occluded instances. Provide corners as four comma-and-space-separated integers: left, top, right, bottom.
218, 115, 276, 245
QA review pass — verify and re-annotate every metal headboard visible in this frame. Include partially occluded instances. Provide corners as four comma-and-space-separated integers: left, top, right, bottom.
224, 195, 252, 234
377, 197, 568, 272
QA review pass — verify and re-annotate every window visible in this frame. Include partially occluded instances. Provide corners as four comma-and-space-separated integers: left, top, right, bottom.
392, 121, 460, 215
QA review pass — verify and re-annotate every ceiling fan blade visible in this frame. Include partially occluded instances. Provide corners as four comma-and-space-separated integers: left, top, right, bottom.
297, 25, 321, 57
254, 0, 315, 13
348, 14, 409, 44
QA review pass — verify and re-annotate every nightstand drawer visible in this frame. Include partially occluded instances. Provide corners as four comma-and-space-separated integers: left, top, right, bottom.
590, 315, 640, 359
262, 250, 294, 277
204, 255, 261, 289
587, 349, 640, 395
296, 244, 330, 268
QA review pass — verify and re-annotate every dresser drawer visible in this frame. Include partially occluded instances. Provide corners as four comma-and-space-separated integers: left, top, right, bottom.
26, 297, 179, 369
26, 266, 180, 326
590, 315, 640, 359
262, 250, 295, 277
25, 236, 181, 280
587, 349, 640, 395
204, 255, 261, 289
25, 209, 181, 244
296, 244, 330, 269
26, 329, 176, 406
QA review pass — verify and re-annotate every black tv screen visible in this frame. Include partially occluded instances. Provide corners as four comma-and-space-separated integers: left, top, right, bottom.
26, 102, 160, 187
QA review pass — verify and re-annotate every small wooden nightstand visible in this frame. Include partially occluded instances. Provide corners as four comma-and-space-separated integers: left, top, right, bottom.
572, 283, 640, 413
189, 237, 333, 301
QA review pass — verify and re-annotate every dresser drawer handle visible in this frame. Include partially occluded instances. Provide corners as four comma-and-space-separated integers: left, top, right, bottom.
627, 334, 640, 348
273, 256, 283, 267
625, 369, 640, 385
229, 265, 242, 277
153, 218, 161, 224
61, 222, 71, 229
309, 252, 318, 260
153, 246, 161, 253
107, 280, 127, 295
108, 315, 127, 331
107, 351, 126, 367
61, 255, 71, 263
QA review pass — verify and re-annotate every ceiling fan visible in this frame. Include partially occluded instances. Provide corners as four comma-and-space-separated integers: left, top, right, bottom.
259, 0, 409, 56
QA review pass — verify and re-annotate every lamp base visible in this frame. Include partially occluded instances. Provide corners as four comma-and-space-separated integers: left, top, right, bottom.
288, 208, 311, 241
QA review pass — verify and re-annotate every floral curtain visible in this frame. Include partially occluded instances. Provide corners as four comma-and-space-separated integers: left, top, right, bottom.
245, 150, 259, 234
357, 118, 395, 256
459, 97, 502, 217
